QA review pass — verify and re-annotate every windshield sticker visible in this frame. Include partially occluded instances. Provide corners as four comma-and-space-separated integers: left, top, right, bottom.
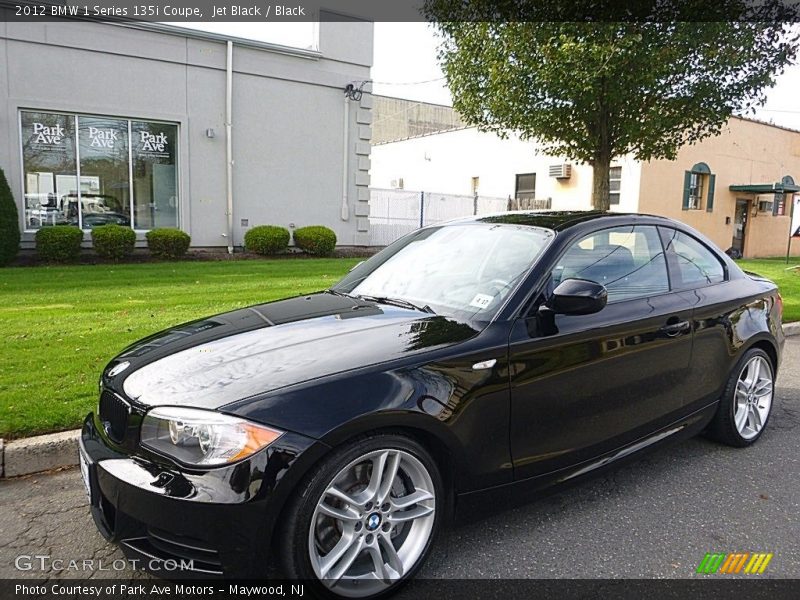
469, 293, 494, 309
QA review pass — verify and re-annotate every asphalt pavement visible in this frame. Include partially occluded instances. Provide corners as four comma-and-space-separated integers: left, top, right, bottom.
1, 339, 798, 581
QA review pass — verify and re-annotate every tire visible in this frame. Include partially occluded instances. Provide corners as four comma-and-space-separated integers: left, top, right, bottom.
279, 433, 443, 599
707, 348, 775, 447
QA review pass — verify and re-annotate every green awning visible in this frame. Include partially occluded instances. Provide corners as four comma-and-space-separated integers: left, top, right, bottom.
729, 182, 800, 194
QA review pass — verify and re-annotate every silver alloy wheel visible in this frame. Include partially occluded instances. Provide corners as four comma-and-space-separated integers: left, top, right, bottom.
308, 448, 436, 597
734, 355, 774, 440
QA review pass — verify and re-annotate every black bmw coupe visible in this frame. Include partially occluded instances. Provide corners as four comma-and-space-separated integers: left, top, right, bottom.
81, 211, 783, 596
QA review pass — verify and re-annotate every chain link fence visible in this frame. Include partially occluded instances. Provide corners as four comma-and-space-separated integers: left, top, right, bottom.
368, 188, 510, 246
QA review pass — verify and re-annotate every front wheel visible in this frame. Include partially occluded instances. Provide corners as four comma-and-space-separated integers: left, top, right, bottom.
279, 434, 442, 598
707, 348, 775, 447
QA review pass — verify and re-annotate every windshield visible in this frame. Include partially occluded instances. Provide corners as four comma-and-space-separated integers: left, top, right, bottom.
333, 223, 554, 323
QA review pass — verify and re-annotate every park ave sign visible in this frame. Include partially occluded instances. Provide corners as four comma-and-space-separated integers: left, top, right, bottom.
31, 123, 65, 145
87, 127, 118, 148
140, 131, 168, 152
29, 122, 170, 153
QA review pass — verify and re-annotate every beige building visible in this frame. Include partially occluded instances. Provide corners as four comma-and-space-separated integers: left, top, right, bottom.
639, 117, 800, 258
371, 97, 800, 257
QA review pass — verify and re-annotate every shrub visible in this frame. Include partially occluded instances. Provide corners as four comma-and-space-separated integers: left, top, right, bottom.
244, 225, 290, 255
91, 224, 136, 260
0, 167, 20, 266
146, 228, 191, 259
35, 226, 84, 262
293, 225, 337, 256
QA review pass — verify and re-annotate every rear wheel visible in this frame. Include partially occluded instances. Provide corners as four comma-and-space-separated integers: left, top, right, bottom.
707, 348, 774, 447
280, 434, 442, 598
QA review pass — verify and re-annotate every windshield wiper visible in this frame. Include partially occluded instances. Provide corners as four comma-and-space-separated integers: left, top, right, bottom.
355, 294, 436, 314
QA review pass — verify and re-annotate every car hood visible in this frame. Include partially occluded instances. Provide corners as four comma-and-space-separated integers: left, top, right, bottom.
107, 292, 479, 410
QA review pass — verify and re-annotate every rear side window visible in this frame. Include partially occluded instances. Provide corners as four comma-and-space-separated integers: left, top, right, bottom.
661, 229, 726, 289
551, 225, 670, 303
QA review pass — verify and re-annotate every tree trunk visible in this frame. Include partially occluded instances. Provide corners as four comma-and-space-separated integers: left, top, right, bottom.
591, 85, 612, 212
591, 155, 611, 211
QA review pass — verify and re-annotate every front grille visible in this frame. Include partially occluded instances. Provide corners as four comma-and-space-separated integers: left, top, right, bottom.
99, 390, 129, 443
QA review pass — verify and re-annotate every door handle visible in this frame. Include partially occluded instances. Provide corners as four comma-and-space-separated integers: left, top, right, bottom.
660, 320, 691, 337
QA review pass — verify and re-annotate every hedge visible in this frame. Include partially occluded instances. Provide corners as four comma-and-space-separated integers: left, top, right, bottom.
244, 225, 290, 255
146, 228, 191, 259
293, 225, 337, 256
0, 166, 20, 266
35, 226, 84, 262
91, 224, 136, 260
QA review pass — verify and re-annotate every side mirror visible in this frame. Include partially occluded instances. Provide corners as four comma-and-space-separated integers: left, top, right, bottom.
545, 278, 607, 315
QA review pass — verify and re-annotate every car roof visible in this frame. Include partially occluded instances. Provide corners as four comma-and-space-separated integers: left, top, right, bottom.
466, 210, 674, 232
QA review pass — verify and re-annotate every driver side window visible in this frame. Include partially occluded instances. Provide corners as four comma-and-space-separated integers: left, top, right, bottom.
551, 225, 670, 303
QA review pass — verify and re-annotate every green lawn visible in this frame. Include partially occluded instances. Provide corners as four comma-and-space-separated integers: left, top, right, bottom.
0, 258, 359, 439
0, 256, 796, 439
736, 258, 800, 323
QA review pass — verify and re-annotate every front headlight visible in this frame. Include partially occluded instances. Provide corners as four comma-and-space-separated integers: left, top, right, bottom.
140, 407, 283, 467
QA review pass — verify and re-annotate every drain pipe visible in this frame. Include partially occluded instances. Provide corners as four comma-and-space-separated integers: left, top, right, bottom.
341, 91, 350, 221
225, 40, 234, 254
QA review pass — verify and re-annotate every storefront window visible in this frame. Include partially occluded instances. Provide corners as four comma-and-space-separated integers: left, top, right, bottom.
132, 121, 178, 229
20, 111, 78, 229
78, 116, 131, 228
19, 110, 178, 231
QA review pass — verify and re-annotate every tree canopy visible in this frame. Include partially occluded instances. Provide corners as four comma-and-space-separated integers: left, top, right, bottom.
425, 1, 799, 209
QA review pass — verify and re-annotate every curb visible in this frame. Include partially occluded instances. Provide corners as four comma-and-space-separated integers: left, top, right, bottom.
784, 322, 800, 337
1, 322, 799, 478
1, 430, 80, 478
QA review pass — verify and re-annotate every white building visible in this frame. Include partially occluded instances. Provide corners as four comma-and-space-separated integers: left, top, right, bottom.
370, 96, 800, 257
371, 125, 641, 212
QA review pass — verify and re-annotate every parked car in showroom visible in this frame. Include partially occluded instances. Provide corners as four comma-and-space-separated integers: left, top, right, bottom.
80, 212, 783, 597
62, 193, 131, 228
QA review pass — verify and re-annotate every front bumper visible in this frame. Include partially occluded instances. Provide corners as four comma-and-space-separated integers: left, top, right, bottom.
80, 413, 323, 578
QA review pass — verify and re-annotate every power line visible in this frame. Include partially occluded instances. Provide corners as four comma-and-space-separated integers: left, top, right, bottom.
366, 77, 446, 86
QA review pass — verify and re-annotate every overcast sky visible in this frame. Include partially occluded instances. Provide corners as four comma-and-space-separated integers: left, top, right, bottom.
171, 22, 800, 130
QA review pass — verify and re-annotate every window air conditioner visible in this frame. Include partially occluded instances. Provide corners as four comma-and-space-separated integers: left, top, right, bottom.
548, 164, 572, 179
